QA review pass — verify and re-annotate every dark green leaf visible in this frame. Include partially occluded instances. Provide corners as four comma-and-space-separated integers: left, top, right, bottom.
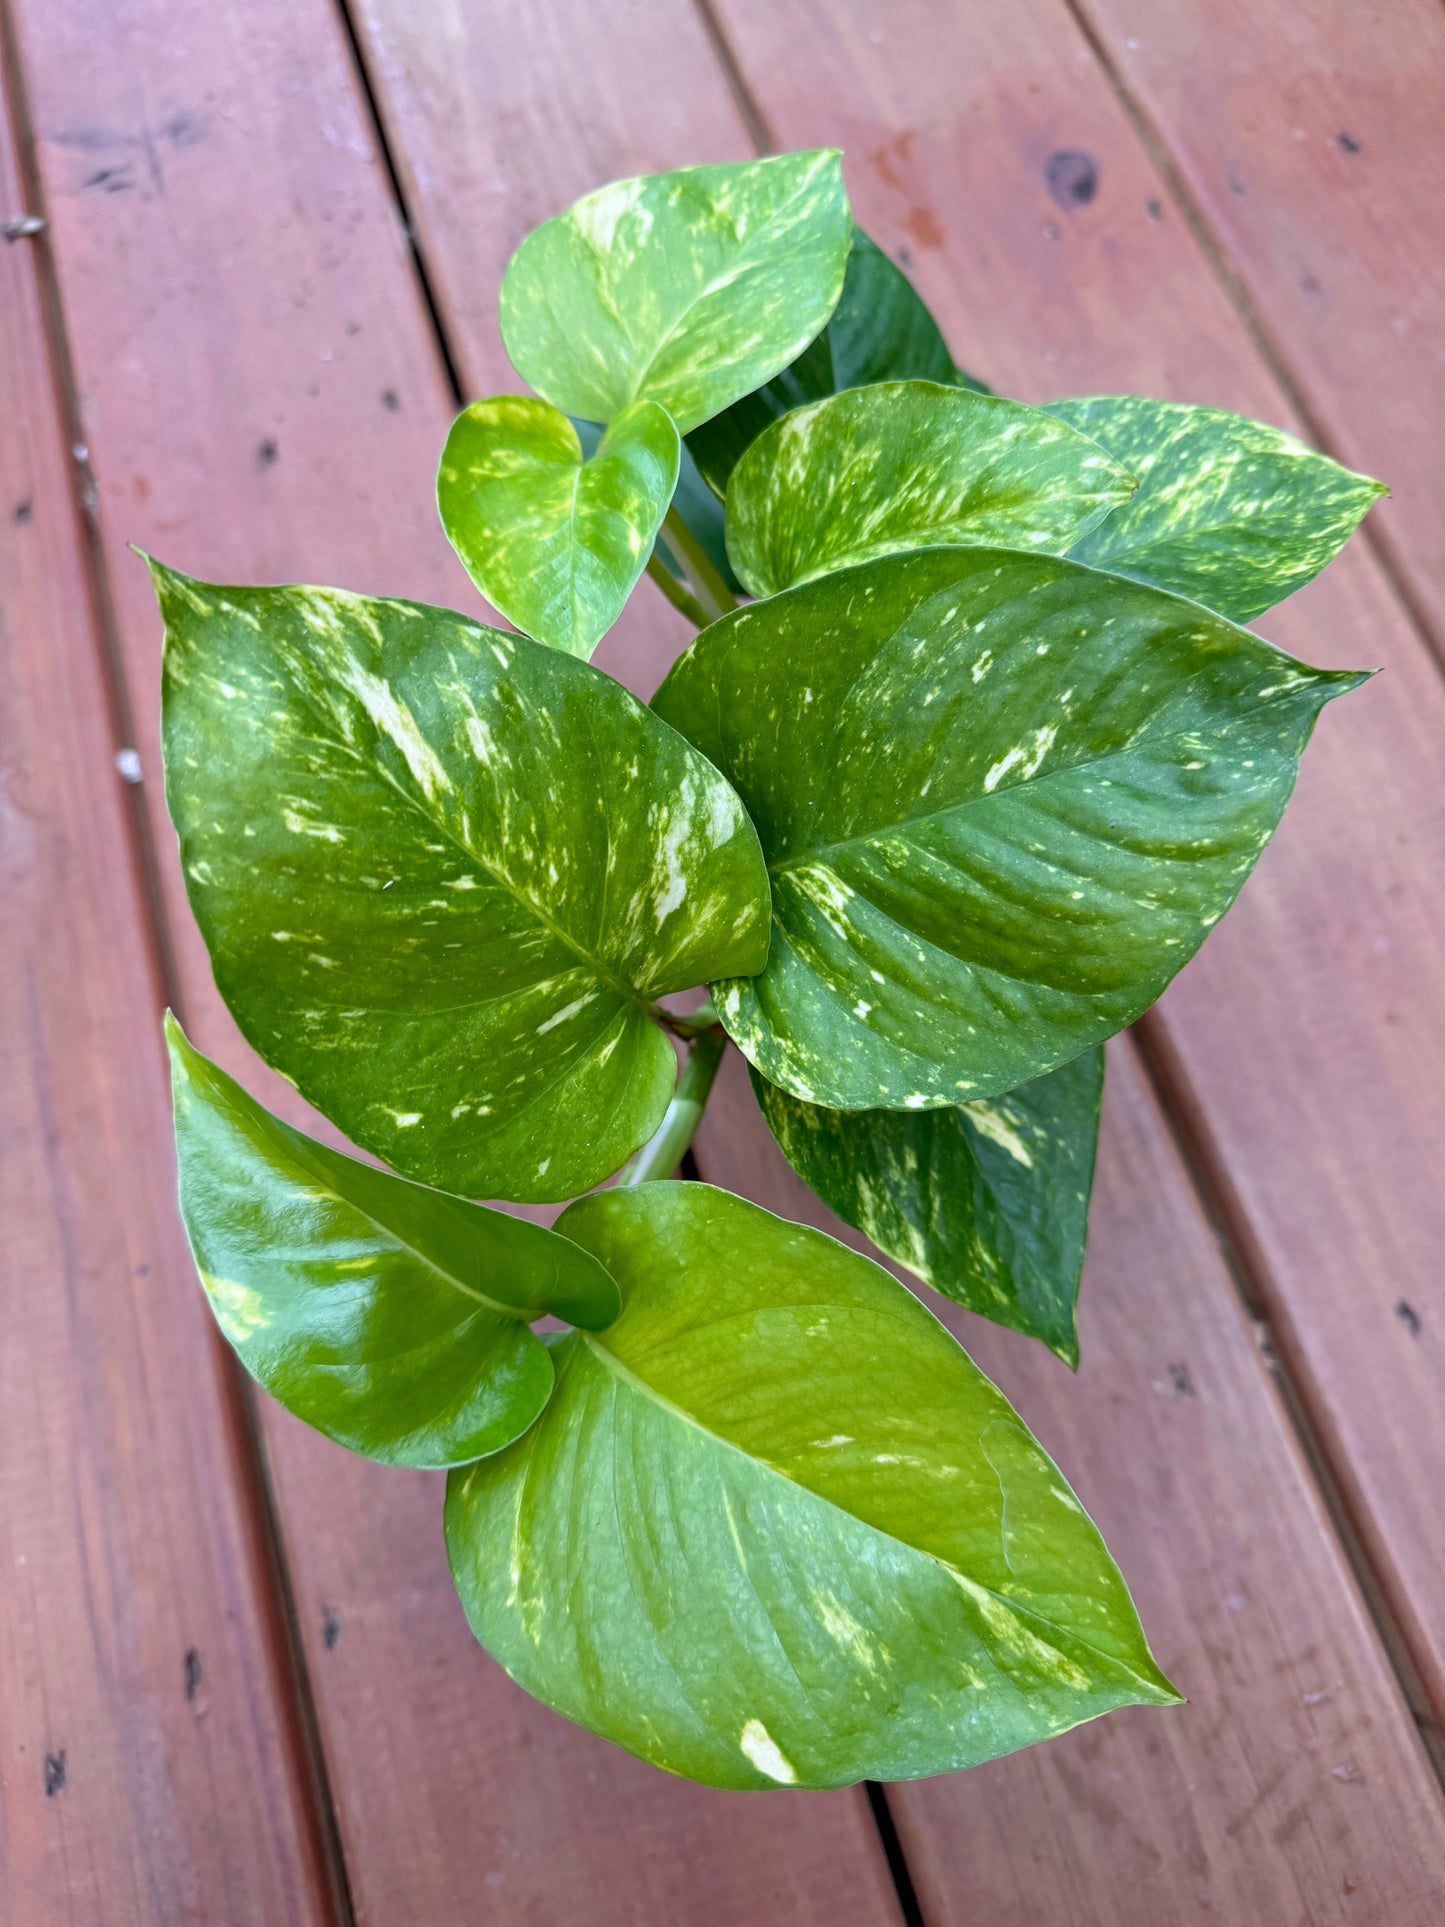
500, 151, 851, 435
438, 395, 678, 658
687, 226, 990, 499
166, 1014, 619, 1467
445, 1182, 1177, 1788
155, 561, 769, 1202
1046, 396, 1386, 623
752, 1049, 1104, 1366
725, 382, 1135, 596
652, 546, 1364, 1110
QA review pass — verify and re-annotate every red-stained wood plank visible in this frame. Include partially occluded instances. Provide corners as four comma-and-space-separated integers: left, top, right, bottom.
1069, 0, 1445, 653
695, 1045, 1445, 1923
0, 64, 335, 1927
5, 0, 904, 1916
701, 0, 1445, 1745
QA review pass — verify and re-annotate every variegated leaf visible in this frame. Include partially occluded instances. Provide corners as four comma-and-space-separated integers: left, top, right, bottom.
686, 226, 989, 501
155, 561, 770, 1203
446, 1182, 1176, 1789
652, 546, 1364, 1111
1047, 395, 1385, 622
167, 1016, 619, 1466
724, 382, 1136, 596
499, 150, 851, 435
438, 395, 678, 659
752, 1049, 1104, 1366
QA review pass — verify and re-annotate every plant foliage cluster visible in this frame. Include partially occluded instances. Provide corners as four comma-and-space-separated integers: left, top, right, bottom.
158, 151, 1379, 1789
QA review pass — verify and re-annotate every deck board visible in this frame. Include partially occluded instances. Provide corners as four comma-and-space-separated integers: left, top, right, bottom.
1071, 0, 1445, 654
0, 60, 335, 1927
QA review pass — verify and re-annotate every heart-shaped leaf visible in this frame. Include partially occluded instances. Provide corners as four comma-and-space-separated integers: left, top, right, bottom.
686, 226, 990, 501
166, 1015, 619, 1466
724, 382, 1136, 596
1047, 396, 1385, 622
438, 396, 679, 659
751, 1048, 1103, 1366
499, 150, 851, 435
155, 561, 770, 1202
652, 546, 1364, 1110
445, 1183, 1177, 1789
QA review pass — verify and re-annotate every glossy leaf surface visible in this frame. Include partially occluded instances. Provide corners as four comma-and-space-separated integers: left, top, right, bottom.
445, 1183, 1176, 1788
752, 1049, 1104, 1366
438, 396, 678, 658
725, 382, 1135, 596
156, 562, 769, 1202
500, 151, 850, 435
653, 546, 1363, 1109
166, 1016, 619, 1467
1047, 395, 1385, 623
687, 226, 988, 501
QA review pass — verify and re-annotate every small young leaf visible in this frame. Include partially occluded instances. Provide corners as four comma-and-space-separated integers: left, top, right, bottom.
1046, 396, 1386, 622
500, 151, 851, 435
686, 226, 989, 500
751, 1049, 1104, 1367
155, 562, 769, 1202
724, 382, 1135, 596
445, 1183, 1177, 1789
438, 396, 679, 659
652, 546, 1365, 1110
166, 1015, 619, 1467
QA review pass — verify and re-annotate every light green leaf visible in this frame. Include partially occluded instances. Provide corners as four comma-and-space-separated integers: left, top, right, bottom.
166, 1014, 619, 1467
725, 382, 1136, 596
751, 1049, 1103, 1366
445, 1183, 1177, 1789
686, 226, 989, 501
438, 396, 679, 659
155, 561, 770, 1203
652, 546, 1364, 1110
1046, 396, 1386, 623
500, 150, 851, 436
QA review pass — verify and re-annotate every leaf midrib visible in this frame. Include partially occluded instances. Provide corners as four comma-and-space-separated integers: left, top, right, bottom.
766, 682, 1317, 881
578, 1326, 1153, 1686
286, 654, 651, 1016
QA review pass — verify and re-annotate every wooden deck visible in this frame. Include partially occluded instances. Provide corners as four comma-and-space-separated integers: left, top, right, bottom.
3, 1, 1443, 1919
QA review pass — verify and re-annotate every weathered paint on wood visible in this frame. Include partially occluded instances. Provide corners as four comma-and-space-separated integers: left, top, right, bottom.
0, 64, 336, 1927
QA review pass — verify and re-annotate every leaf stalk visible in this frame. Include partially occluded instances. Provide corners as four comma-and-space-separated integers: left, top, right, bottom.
623, 1025, 727, 1183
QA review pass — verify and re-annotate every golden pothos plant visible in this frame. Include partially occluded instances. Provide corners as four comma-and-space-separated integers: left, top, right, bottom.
156, 150, 1379, 1789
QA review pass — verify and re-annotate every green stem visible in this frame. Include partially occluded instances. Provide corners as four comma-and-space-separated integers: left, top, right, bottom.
645, 547, 709, 629
662, 505, 737, 625
623, 1026, 727, 1183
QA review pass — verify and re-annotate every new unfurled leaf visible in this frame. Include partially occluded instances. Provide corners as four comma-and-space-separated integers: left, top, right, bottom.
445, 1183, 1176, 1788
156, 562, 769, 1203
1047, 396, 1385, 622
687, 226, 989, 500
500, 151, 851, 436
438, 396, 678, 658
652, 546, 1364, 1110
752, 1049, 1104, 1366
166, 1015, 619, 1466
725, 382, 1135, 596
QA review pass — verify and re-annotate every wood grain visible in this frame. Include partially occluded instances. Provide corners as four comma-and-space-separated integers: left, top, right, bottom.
0, 62, 335, 1927
4, 0, 903, 1916
696, 1044, 1445, 1923
1070, 0, 1445, 653
703, 0, 1445, 1742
